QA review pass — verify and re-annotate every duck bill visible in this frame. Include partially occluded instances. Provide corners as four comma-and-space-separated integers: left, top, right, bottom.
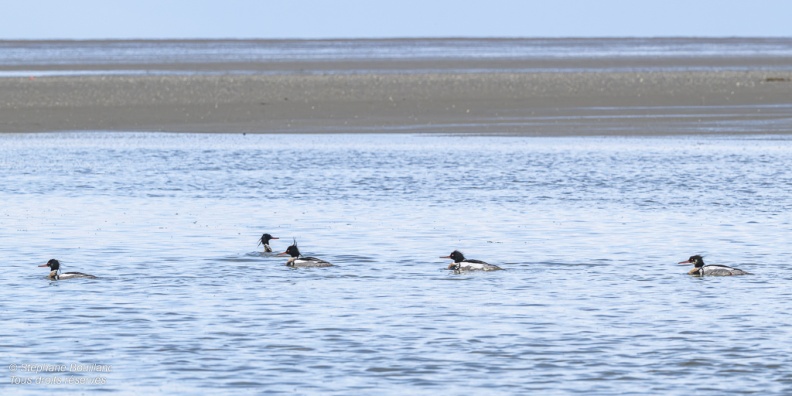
277, 251, 288, 256
38, 263, 49, 267
439, 255, 451, 259
677, 261, 692, 265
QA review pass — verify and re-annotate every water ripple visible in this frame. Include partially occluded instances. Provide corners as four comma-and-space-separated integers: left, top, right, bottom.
2, 133, 792, 394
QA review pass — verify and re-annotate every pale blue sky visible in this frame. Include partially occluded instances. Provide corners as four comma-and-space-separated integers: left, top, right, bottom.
2, 0, 790, 40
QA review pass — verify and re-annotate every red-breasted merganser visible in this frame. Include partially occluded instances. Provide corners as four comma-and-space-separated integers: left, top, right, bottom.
441, 250, 502, 271
39, 259, 97, 280
277, 239, 333, 268
258, 233, 279, 253
678, 255, 751, 276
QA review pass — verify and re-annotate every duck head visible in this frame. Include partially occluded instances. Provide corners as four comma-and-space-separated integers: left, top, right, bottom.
38, 258, 61, 271
440, 250, 466, 263
278, 239, 301, 258
258, 233, 279, 246
678, 255, 705, 268
38, 259, 60, 279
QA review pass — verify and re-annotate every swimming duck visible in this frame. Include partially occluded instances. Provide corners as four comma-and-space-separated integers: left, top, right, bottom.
277, 239, 333, 268
441, 250, 502, 271
678, 255, 751, 276
39, 259, 97, 280
258, 233, 279, 253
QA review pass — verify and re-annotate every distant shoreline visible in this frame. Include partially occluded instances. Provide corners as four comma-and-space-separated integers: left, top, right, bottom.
2, 38, 791, 135
4, 37, 792, 75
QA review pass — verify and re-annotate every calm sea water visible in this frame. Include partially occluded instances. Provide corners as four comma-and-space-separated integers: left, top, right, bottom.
2, 37, 792, 76
2, 132, 792, 394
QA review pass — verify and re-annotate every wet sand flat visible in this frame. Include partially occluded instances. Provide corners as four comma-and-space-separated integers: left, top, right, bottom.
2, 69, 791, 135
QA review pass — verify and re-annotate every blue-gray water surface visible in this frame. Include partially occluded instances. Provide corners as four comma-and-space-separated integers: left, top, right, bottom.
2, 133, 792, 395
3, 37, 792, 76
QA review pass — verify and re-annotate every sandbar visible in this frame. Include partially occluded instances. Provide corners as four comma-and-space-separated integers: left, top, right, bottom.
1, 62, 791, 135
